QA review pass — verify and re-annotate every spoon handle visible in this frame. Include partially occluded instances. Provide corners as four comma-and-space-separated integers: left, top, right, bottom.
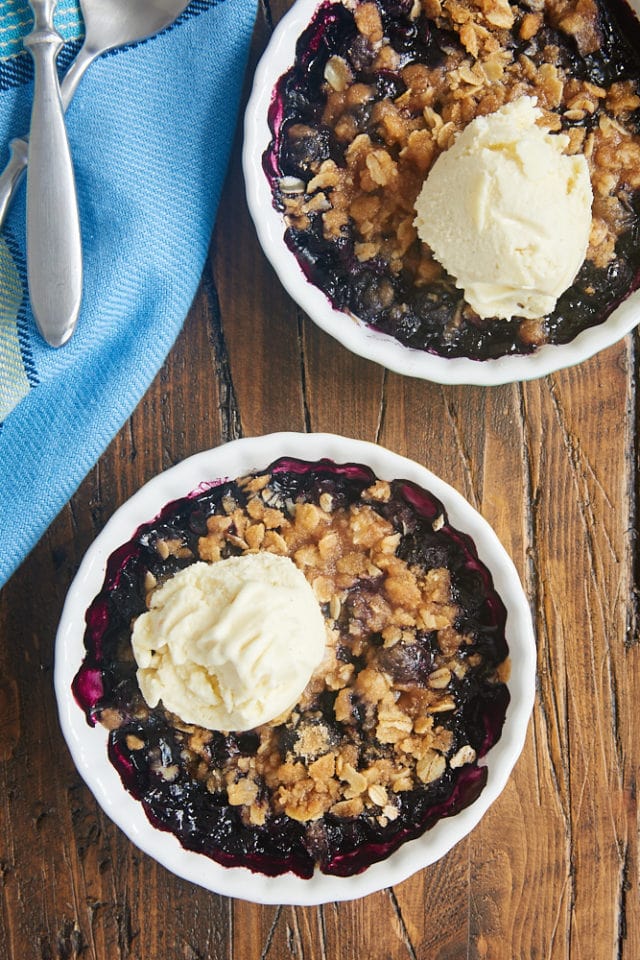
0, 138, 29, 227
24, 0, 82, 347
0, 45, 94, 231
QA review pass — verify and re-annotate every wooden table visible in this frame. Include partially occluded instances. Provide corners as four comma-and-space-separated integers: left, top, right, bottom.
1, 2, 639, 957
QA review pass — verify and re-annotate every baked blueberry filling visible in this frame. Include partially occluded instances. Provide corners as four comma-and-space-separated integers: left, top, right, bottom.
264, 0, 640, 360
74, 458, 510, 878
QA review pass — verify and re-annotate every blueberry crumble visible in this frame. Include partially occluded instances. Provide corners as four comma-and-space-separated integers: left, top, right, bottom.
73, 458, 510, 878
264, 0, 640, 360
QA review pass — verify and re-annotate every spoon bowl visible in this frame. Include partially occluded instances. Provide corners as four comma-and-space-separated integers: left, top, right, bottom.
62, 0, 192, 109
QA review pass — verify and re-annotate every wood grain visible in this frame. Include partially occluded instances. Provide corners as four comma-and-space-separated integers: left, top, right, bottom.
0, 1, 638, 956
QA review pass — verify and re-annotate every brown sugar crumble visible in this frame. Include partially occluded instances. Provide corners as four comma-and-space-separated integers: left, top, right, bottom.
193, 480, 475, 827
266, 0, 640, 360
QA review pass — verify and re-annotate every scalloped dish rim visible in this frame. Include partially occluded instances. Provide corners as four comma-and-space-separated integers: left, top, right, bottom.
242, 0, 640, 386
55, 433, 536, 905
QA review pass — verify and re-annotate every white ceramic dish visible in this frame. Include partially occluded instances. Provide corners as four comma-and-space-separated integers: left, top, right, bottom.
55, 433, 536, 905
243, 0, 640, 386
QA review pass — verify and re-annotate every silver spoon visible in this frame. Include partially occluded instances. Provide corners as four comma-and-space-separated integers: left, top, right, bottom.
24, 0, 82, 348
0, 0, 191, 345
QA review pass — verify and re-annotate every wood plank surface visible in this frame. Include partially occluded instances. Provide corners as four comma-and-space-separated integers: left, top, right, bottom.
1, 1, 639, 957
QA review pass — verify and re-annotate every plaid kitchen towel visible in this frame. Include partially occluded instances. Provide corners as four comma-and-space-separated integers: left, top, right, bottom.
0, 0, 258, 587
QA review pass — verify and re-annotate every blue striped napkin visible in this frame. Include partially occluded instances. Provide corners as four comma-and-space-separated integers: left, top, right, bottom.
0, 0, 257, 587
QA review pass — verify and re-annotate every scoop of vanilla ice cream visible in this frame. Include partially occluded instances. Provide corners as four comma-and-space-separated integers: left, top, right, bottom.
413, 97, 593, 320
131, 554, 327, 731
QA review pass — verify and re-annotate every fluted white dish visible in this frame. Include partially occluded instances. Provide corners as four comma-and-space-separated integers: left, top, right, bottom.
55, 433, 536, 904
243, 0, 640, 385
